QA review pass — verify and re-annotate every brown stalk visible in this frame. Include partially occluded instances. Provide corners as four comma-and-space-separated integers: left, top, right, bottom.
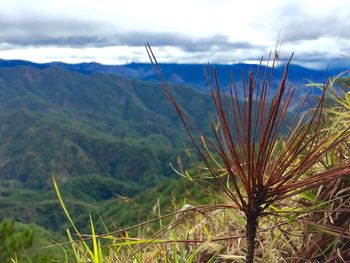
145, 43, 350, 263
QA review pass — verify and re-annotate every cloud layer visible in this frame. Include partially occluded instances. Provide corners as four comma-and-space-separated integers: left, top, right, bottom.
0, 0, 349, 68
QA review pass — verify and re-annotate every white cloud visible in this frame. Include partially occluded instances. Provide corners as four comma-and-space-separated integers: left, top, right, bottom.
0, 0, 349, 67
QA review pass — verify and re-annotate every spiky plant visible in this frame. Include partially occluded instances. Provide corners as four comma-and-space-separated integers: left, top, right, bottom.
146, 44, 350, 263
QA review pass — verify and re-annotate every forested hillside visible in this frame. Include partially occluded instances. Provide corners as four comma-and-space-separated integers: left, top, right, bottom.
0, 65, 214, 232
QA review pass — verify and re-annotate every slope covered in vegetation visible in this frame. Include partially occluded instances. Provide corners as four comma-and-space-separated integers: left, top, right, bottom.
0, 65, 215, 232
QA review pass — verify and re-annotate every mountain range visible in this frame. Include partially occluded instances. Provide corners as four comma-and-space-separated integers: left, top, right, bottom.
0, 59, 347, 91
0, 59, 347, 233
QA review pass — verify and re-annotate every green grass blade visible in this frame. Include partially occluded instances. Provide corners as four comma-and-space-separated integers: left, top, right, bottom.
53, 176, 94, 260
173, 230, 179, 263
207, 248, 220, 263
90, 214, 99, 263
187, 241, 209, 263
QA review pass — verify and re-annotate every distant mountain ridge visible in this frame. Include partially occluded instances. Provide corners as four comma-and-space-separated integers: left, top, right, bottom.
0, 59, 347, 91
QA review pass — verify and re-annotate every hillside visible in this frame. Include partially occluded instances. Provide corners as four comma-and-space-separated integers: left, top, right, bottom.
0, 65, 214, 231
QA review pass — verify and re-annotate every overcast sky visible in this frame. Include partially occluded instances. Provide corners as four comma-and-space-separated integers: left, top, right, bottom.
0, 0, 349, 68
